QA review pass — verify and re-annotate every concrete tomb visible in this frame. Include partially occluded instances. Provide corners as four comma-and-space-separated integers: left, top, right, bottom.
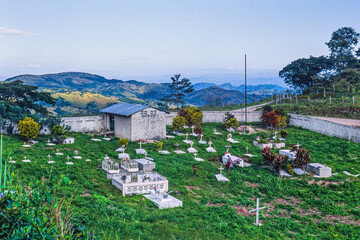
279, 149, 297, 159
63, 137, 75, 144
307, 163, 332, 178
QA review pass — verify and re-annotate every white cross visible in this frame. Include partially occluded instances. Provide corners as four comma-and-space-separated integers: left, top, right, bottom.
218, 166, 224, 175
295, 142, 301, 149
139, 140, 142, 149
191, 126, 195, 134
24, 155, 27, 161
175, 143, 179, 150
208, 141, 212, 148
56, 149, 59, 153
185, 133, 189, 140
200, 134, 203, 141
190, 142, 194, 148
227, 133, 232, 139
66, 155, 70, 161
249, 198, 266, 226
194, 152, 197, 158
74, 150, 79, 155
47, 139, 51, 144
214, 128, 217, 133
246, 146, 249, 154
47, 154, 51, 161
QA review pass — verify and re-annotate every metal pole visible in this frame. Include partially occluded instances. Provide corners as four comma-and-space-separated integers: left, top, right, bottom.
245, 54, 247, 130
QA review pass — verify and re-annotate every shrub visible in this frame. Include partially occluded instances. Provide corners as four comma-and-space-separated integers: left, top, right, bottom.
194, 125, 203, 135
225, 118, 240, 130
287, 164, 294, 175
157, 142, 163, 151
292, 148, 311, 169
18, 117, 40, 141
172, 116, 187, 132
118, 138, 129, 147
51, 125, 69, 144
223, 112, 235, 123
261, 147, 288, 172
261, 110, 279, 128
178, 107, 203, 127
278, 115, 288, 129
262, 105, 273, 114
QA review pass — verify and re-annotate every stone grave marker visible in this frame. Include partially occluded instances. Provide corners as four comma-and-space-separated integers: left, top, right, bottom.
183, 133, 193, 144
73, 150, 82, 159
199, 134, 207, 144
9, 157, 16, 164
47, 154, 55, 164
194, 152, 204, 162
187, 142, 197, 153
55, 149, 64, 156
206, 140, 216, 153
46, 139, 56, 146
66, 155, 74, 165
22, 155, 31, 163
136, 139, 147, 154
215, 166, 229, 182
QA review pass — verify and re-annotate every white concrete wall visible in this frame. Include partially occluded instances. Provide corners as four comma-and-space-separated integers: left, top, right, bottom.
114, 115, 131, 139
61, 116, 105, 132
289, 114, 360, 143
131, 107, 166, 141
166, 111, 262, 125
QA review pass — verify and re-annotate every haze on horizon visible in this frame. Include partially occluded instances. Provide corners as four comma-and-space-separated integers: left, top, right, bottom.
0, 0, 359, 86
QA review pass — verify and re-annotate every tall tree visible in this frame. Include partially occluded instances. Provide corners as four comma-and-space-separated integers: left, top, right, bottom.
0, 80, 55, 130
279, 56, 332, 90
161, 74, 194, 109
326, 27, 360, 71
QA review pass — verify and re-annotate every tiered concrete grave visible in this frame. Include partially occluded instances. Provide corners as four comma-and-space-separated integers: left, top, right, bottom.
253, 141, 272, 149
144, 191, 182, 209
272, 142, 286, 149
174, 150, 186, 154
119, 153, 130, 159
63, 137, 75, 144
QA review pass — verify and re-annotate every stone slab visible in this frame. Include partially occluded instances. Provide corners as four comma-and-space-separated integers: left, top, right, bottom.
272, 142, 286, 149
293, 168, 306, 175
227, 139, 239, 143
22, 145, 31, 148
136, 149, 147, 155
344, 171, 360, 177
91, 139, 102, 142
103, 138, 111, 141
244, 154, 255, 158
73, 156, 82, 159
47, 143, 56, 146
215, 174, 229, 182
174, 150, 186, 154
187, 148, 197, 153
279, 170, 292, 178
118, 153, 130, 159
279, 149, 296, 159
66, 162, 74, 165
144, 194, 183, 209
183, 140, 193, 144
48, 161, 55, 164
9, 161, 16, 164
199, 140, 207, 144
166, 135, 175, 139
159, 150, 170, 154
195, 157, 205, 162
55, 153, 64, 156
206, 147, 216, 153
86, 159, 91, 162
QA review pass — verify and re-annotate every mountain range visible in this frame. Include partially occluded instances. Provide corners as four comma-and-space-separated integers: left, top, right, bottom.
5, 72, 285, 112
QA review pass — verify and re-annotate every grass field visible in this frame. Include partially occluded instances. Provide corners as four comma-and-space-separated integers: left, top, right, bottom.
2, 123, 360, 239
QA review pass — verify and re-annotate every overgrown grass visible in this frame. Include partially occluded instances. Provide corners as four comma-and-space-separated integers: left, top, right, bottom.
2, 123, 360, 239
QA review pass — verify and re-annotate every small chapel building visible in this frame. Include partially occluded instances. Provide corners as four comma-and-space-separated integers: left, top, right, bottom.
100, 102, 167, 141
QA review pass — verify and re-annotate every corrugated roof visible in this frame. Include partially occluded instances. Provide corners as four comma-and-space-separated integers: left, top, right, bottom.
100, 102, 149, 116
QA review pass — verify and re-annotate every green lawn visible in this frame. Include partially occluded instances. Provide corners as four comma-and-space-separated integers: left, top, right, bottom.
2, 123, 360, 239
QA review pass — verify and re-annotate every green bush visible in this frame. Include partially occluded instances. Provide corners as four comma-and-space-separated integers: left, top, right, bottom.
118, 138, 129, 147
225, 118, 239, 130
51, 125, 69, 144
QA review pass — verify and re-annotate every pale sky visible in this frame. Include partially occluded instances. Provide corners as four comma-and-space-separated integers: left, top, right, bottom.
0, 0, 359, 84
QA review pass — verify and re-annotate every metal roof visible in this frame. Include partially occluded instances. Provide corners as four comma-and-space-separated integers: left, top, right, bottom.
100, 102, 149, 116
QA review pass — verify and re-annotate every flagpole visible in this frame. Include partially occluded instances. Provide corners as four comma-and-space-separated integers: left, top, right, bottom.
245, 54, 247, 131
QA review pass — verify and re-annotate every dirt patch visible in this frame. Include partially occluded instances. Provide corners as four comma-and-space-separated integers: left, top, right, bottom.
245, 182, 259, 188
315, 214, 360, 226
232, 206, 251, 216
43, 147, 54, 150
308, 179, 344, 186
206, 202, 225, 207
274, 197, 303, 205
186, 186, 201, 198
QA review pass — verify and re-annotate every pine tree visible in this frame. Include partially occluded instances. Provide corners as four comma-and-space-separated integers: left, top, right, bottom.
161, 74, 194, 109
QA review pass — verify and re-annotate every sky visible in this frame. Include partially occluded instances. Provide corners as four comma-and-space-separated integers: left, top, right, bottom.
0, 0, 360, 85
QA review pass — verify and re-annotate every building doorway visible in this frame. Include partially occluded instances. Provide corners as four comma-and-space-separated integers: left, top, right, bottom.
109, 114, 115, 131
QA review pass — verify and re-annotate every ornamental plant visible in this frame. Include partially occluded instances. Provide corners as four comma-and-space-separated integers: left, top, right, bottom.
51, 125, 69, 144
194, 125, 203, 135
291, 148, 311, 169
157, 142, 163, 151
172, 115, 187, 132
225, 118, 240, 130
178, 107, 203, 127
18, 117, 40, 141
118, 138, 129, 147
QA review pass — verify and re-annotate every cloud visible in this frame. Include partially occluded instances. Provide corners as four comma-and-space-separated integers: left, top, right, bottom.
0, 27, 40, 37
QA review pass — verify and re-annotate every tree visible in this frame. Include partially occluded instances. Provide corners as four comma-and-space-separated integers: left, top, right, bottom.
172, 116, 187, 132
51, 125, 69, 144
118, 138, 129, 147
326, 27, 360, 71
18, 117, 40, 141
279, 56, 333, 90
161, 74, 194, 109
0, 80, 55, 131
225, 118, 240, 130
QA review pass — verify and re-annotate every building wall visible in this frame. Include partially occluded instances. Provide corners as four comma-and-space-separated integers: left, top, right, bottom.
61, 116, 105, 132
131, 107, 166, 141
289, 114, 360, 143
166, 111, 262, 125
113, 115, 131, 139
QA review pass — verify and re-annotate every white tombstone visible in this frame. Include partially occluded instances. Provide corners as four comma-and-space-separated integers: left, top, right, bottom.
206, 140, 216, 153
199, 134, 207, 144
66, 155, 74, 165
55, 149, 64, 156
183, 133, 193, 144
22, 156, 31, 162
46, 139, 56, 146
307, 163, 332, 178
9, 157, 16, 164
73, 150, 82, 159
194, 152, 204, 162
174, 150, 186, 154
159, 150, 170, 154
187, 142, 197, 153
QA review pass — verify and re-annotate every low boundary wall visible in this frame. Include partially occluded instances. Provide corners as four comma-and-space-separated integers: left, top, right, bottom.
289, 114, 360, 143
61, 115, 105, 132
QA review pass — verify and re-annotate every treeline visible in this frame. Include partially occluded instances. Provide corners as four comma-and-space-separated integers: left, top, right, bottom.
279, 27, 360, 94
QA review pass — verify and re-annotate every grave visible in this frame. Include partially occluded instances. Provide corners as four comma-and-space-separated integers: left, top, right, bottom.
46, 139, 56, 146
183, 133, 193, 144
222, 153, 250, 167
279, 170, 292, 178
190, 126, 198, 136
159, 150, 170, 154
198, 134, 207, 144
171, 131, 184, 136
22, 144, 31, 148
279, 149, 297, 159
136, 140, 147, 155
9, 157, 16, 164
91, 138, 102, 142
174, 150, 186, 154
249, 198, 266, 226
226, 133, 239, 143
103, 135, 111, 141
253, 141, 272, 149
166, 135, 175, 139
213, 128, 222, 135
22, 156, 31, 163
117, 147, 130, 159
307, 163, 332, 178
206, 141, 216, 153
29, 140, 39, 144
111, 158, 169, 196
55, 149, 64, 156
73, 150, 82, 159
215, 166, 229, 182
65, 155, 74, 165
194, 152, 204, 162
102, 155, 120, 179
293, 168, 306, 175
47, 154, 55, 164
63, 137, 75, 144
272, 142, 285, 149
144, 189, 182, 209
187, 142, 197, 153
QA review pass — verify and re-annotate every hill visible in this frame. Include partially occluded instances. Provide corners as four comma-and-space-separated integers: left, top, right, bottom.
185, 86, 261, 106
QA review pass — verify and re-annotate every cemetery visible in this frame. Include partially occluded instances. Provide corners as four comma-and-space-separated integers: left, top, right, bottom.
1, 120, 360, 239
